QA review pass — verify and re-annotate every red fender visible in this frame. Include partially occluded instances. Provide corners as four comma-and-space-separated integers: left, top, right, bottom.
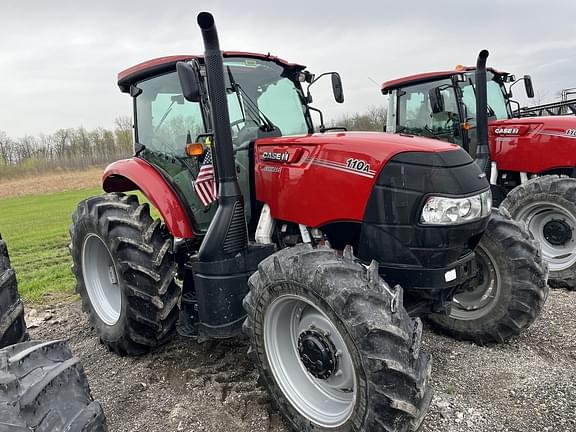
103, 157, 195, 239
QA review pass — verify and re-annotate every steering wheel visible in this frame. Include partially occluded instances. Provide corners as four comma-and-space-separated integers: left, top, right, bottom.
230, 119, 246, 138
444, 112, 459, 129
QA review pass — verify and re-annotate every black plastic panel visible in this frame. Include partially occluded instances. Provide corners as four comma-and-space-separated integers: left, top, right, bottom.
358, 148, 490, 290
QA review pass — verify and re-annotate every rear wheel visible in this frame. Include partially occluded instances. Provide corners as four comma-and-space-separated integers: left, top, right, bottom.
70, 193, 180, 356
0, 340, 106, 431
501, 175, 576, 290
429, 207, 548, 344
0, 233, 27, 348
244, 244, 432, 432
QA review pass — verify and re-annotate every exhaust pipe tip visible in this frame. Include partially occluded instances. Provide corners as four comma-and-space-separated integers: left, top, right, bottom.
476, 49, 489, 68
197, 12, 215, 30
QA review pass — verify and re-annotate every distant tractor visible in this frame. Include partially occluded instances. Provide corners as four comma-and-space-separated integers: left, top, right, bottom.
382, 53, 576, 290
69, 14, 544, 431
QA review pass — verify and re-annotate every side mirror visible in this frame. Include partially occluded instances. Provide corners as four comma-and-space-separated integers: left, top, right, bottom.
177, 61, 202, 102
429, 87, 445, 114
331, 73, 344, 103
524, 75, 535, 98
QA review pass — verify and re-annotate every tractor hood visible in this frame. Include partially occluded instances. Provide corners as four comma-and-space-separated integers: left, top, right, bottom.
254, 131, 486, 228
489, 116, 576, 173
256, 131, 460, 157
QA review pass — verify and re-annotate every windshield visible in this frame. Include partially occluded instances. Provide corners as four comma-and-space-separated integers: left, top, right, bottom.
134, 57, 311, 154
222, 57, 311, 144
460, 71, 510, 121
396, 78, 462, 144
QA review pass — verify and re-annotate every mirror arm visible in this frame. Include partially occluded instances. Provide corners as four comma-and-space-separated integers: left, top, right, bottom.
308, 106, 326, 133
508, 99, 521, 118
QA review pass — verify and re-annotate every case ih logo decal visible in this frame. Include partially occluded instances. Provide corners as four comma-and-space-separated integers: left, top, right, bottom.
305, 157, 376, 179
261, 151, 290, 162
494, 127, 520, 135
566, 129, 576, 137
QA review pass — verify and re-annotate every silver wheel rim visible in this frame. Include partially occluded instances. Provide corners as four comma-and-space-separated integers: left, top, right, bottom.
264, 294, 356, 428
516, 202, 576, 272
450, 246, 500, 320
81, 234, 121, 325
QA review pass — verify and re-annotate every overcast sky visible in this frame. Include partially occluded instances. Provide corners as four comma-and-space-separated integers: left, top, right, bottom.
1, 0, 575, 138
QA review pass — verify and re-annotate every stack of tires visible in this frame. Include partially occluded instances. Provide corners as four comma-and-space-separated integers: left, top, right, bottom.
0, 233, 107, 431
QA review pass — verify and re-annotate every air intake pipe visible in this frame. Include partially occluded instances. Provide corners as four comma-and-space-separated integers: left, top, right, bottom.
474, 49, 491, 178
196, 11, 248, 261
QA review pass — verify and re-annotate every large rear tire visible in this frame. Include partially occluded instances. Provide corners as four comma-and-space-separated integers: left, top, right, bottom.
0, 233, 28, 348
501, 175, 576, 290
243, 244, 432, 432
70, 193, 180, 356
0, 340, 107, 431
429, 207, 548, 344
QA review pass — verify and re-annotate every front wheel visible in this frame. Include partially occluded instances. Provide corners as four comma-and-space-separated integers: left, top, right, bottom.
70, 193, 180, 356
501, 175, 576, 290
429, 207, 548, 344
243, 244, 432, 432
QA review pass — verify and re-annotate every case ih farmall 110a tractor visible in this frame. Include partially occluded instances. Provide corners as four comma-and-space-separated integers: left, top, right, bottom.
69, 14, 544, 431
382, 52, 576, 291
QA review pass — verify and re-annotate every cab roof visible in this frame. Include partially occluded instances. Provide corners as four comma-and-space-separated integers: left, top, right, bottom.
117, 51, 306, 93
381, 66, 509, 94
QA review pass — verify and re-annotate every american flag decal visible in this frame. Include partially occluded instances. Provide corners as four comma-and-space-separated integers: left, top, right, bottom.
194, 148, 217, 206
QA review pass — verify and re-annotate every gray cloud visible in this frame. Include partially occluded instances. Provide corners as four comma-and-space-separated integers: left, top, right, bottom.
1, 0, 575, 137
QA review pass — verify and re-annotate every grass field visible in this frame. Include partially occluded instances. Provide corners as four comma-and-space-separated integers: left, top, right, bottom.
0, 188, 103, 302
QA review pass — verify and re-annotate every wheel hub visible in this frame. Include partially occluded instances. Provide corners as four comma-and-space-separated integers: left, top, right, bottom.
543, 219, 573, 246
298, 329, 338, 379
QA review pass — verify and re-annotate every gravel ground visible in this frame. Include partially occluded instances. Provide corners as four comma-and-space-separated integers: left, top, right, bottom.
29, 289, 575, 432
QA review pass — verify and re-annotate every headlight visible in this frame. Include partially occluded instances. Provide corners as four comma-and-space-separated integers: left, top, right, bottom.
420, 190, 492, 225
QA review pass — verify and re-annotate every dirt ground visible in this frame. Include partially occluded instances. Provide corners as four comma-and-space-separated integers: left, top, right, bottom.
0, 167, 102, 198
29, 289, 575, 432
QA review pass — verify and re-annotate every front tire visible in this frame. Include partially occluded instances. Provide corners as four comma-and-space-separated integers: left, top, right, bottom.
243, 244, 432, 432
501, 175, 576, 290
0, 340, 107, 431
429, 207, 548, 344
0, 233, 28, 348
70, 193, 180, 356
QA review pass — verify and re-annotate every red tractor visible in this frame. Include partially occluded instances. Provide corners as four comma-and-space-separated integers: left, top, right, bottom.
69, 15, 544, 431
382, 52, 576, 291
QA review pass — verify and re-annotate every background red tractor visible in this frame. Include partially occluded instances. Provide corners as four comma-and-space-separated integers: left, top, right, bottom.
69, 14, 545, 431
382, 53, 576, 291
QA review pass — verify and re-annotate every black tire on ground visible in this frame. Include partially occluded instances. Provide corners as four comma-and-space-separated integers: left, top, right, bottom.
70, 193, 180, 356
500, 175, 576, 290
0, 233, 28, 348
429, 207, 549, 344
243, 244, 432, 432
0, 340, 107, 431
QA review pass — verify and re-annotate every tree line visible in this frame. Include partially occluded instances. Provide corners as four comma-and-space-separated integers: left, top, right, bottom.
0, 117, 133, 180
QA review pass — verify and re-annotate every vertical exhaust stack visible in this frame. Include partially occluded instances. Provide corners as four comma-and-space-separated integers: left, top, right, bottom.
185, 12, 274, 341
475, 49, 491, 177
197, 11, 248, 261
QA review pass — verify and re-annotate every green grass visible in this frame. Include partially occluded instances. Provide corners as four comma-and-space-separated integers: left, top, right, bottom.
0, 188, 159, 303
0, 188, 103, 302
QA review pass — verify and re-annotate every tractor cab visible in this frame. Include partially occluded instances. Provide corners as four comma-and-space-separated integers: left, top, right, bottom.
382, 66, 515, 157
116, 54, 341, 235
